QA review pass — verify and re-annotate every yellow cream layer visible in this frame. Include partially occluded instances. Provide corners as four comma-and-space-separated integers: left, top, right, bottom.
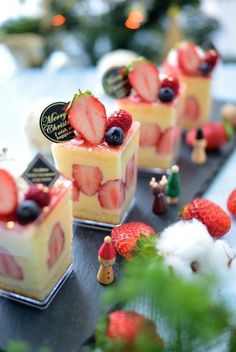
117, 99, 176, 129
117, 99, 180, 169
179, 75, 212, 129
52, 122, 140, 225
0, 188, 73, 301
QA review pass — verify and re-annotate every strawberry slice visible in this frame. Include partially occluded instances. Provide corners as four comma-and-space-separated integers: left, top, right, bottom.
111, 222, 157, 258
47, 223, 65, 270
72, 164, 103, 196
0, 246, 23, 280
128, 61, 160, 102
182, 96, 200, 121
0, 169, 18, 216
177, 43, 201, 75
140, 123, 161, 147
157, 128, 175, 155
67, 91, 107, 145
125, 154, 137, 189
98, 180, 126, 210
72, 182, 80, 202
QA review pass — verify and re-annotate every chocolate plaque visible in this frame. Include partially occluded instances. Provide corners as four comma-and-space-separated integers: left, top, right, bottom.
22, 153, 60, 188
39, 102, 75, 143
102, 66, 131, 99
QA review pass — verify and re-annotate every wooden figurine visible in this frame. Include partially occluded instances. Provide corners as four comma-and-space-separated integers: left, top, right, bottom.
149, 177, 167, 215
191, 128, 207, 165
166, 165, 181, 205
97, 236, 116, 285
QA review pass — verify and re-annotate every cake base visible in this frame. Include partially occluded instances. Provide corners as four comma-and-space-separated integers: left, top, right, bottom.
73, 198, 135, 231
0, 264, 73, 310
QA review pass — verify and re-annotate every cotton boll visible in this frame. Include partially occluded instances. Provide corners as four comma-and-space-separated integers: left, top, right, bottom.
207, 240, 236, 282
157, 219, 215, 278
24, 98, 55, 155
158, 219, 214, 261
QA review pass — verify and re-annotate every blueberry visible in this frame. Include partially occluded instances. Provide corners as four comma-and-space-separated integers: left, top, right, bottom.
16, 200, 41, 224
199, 62, 212, 75
105, 127, 124, 146
158, 87, 175, 103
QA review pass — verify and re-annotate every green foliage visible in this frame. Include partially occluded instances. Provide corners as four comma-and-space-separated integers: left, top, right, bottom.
96, 235, 232, 351
5, 341, 52, 352
0, 17, 41, 35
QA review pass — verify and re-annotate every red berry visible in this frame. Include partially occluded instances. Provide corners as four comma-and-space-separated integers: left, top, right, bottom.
106, 109, 132, 133
47, 223, 65, 269
160, 74, 179, 95
186, 121, 229, 151
177, 42, 201, 75
0, 169, 18, 216
128, 60, 160, 102
98, 180, 125, 210
68, 91, 107, 145
0, 246, 23, 280
111, 222, 157, 258
156, 127, 175, 155
107, 310, 162, 348
72, 164, 103, 196
140, 123, 161, 147
181, 198, 231, 238
24, 183, 51, 208
204, 50, 219, 68
227, 189, 236, 217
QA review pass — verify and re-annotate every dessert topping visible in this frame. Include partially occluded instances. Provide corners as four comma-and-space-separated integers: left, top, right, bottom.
160, 74, 179, 95
102, 66, 131, 99
199, 62, 212, 76
204, 49, 219, 68
39, 101, 75, 143
105, 109, 132, 133
111, 222, 157, 258
158, 87, 175, 103
105, 126, 124, 146
128, 59, 160, 102
177, 42, 201, 75
67, 90, 107, 145
16, 200, 41, 225
24, 183, 51, 208
0, 169, 18, 216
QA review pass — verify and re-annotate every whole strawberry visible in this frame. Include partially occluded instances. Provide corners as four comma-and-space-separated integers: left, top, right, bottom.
106, 109, 132, 133
181, 198, 231, 238
186, 121, 233, 151
111, 222, 157, 259
227, 189, 236, 217
106, 310, 163, 350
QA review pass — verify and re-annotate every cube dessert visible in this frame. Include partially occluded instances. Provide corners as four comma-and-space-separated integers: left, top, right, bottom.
0, 168, 72, 305
52, 91, 140, 226
114, 59, 182, 170
164, 42, 219, 129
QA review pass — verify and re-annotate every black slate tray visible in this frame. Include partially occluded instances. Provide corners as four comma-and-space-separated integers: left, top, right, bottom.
0, 101, 235, 352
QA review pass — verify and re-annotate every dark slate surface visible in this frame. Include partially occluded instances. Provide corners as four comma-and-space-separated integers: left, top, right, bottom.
0, 101, 235, 352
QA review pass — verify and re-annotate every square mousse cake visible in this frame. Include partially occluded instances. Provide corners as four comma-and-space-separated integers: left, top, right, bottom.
52, 91, 140, 226
111, 59, 183, 170
164, 42, 219, 129
117, 95, 181, 170
0, 168, 72, 304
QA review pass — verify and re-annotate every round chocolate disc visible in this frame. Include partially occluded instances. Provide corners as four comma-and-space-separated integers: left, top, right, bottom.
102, 66, 131, 99
39, 102, 75, 143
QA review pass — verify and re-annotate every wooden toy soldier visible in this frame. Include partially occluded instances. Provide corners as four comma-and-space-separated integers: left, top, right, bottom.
166, 165, 181, 205
149, 177, 167, 215
191, 128, 207, 165
97, 236, 116, 285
